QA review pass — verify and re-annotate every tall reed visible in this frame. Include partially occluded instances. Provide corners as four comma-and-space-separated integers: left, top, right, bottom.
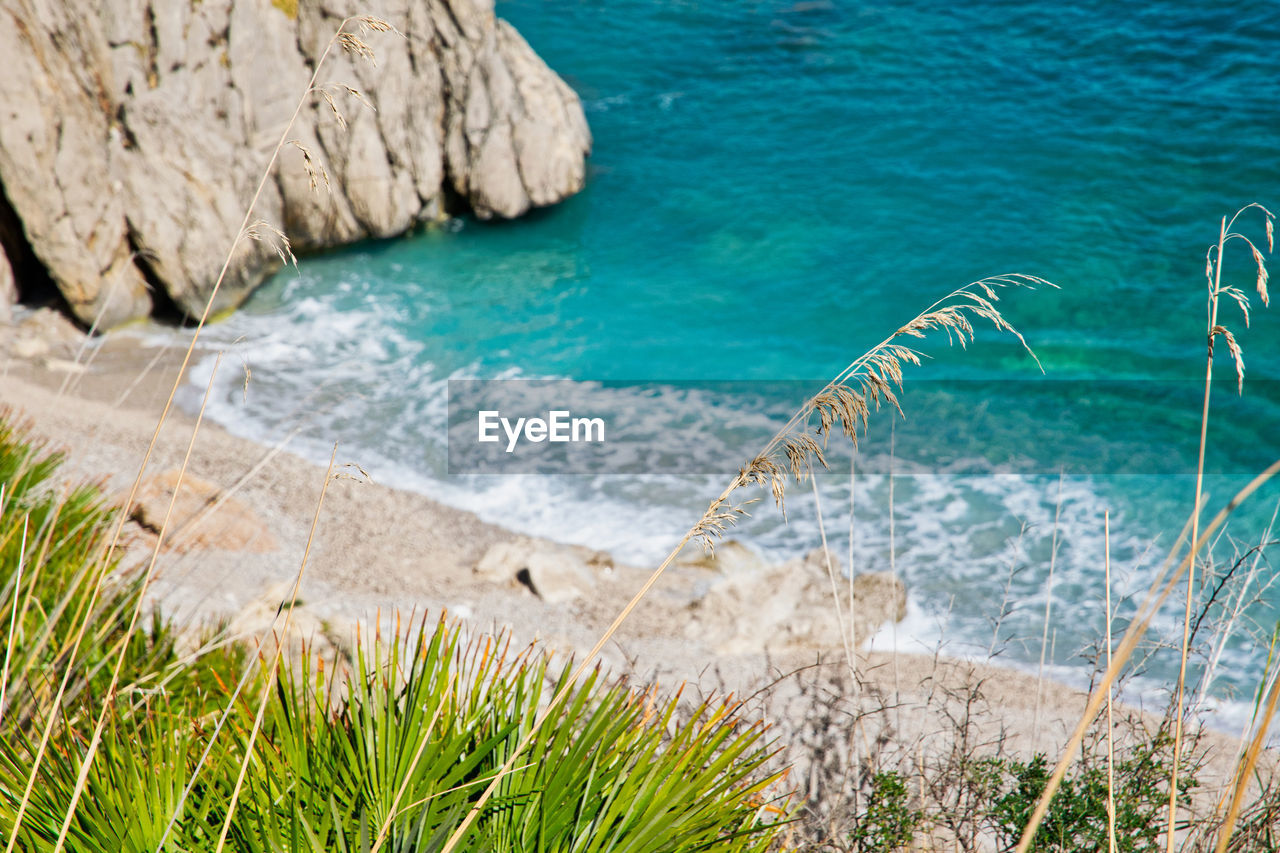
1015, 204, 1277, 853
1169, 203, 1275, 850
439, 272, 1056, 853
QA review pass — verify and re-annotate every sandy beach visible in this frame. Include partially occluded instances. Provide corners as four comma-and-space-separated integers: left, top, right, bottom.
0, 317, 1263, 816
3, 3, 1277, 846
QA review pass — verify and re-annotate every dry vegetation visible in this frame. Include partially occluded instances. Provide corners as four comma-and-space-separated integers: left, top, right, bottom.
3, 12, 1280, 853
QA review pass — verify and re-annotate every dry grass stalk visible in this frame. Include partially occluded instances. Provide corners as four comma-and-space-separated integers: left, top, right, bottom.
212, 445, 340, 853
1169, 203, 1275, 851
0, 512, 26, 725
809, 471, 857, 678
49, 354, 224, 852
369, 699, 452, 853
846, 455, 862, 809
438, 274, 1054, 853
1032, 473, 1064, 744
884, 425, 910, 742
1, 15, 396, 853
987, 523, 1028, 659
1215, 657, 1280, 853
1014, 457, 1280, 853
1193, 517, 1280, 714
56, 287, 122, 397
148, 441, 354, 849
1106, 510, 1117, 853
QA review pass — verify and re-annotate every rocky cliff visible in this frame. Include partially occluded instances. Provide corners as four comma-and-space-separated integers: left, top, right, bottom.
0, 0, 591, 329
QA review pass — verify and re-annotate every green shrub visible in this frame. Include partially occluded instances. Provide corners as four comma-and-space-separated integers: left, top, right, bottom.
237, 623, 791, 852
847, 771, 924, 852
0, 416, 790, 852
990, 735, 1193, 853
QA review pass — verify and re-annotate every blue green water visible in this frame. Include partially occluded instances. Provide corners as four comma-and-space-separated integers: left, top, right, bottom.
189, 0, 1280, 718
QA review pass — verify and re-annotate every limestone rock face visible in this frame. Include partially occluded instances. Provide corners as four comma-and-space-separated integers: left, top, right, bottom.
444, 20, 594, 218
0, 0, 591, 327
0, 3, 152, 327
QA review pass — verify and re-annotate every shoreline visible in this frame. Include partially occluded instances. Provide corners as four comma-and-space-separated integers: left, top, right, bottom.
0, 317, 1262, 789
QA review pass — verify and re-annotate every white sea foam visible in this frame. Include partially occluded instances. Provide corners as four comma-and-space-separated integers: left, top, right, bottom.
173, 294, 1273, 734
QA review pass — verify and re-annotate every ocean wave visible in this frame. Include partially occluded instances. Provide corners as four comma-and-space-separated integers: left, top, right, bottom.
173, 312, 1270, 733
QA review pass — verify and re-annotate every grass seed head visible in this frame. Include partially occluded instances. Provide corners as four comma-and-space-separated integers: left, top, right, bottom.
354, 15, 397, 34
1211, 325, 1246, 394
1251, 245, 1269, 306
317, 87, 347, 129
337, 32, 376, 64
733, 274, 1052, 514
287, 139, 329, 193
245, 219, 297, 269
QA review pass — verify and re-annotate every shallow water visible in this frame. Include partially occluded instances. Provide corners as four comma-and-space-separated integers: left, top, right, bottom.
186, 0, 1280, 719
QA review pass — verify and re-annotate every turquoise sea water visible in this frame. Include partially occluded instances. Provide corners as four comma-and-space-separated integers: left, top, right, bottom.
188, 0, 1280, 717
